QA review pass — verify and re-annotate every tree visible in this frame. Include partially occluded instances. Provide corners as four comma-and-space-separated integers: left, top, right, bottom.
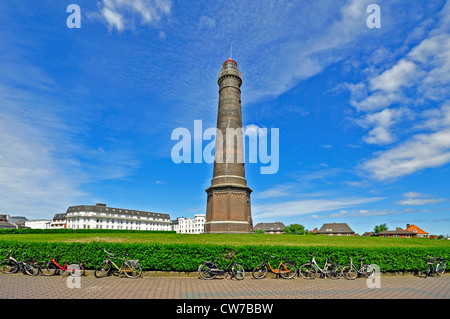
374, 223, 388, 236
283, 224, 307, 235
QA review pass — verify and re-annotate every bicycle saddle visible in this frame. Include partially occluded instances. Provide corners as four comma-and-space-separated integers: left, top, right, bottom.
359, 258, 365, 261
123, 253, 130, 257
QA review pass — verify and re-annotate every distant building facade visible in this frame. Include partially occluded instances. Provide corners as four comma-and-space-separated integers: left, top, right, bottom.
176, 214, 205, 234
405, 224, 429, 238
9, 216, 28, 227
316, 223, 355, 236
253, 222, 286, 234
25, 220, 51, 229
379, 227, 416, 238
50, 213, 67, 229
0, 214, 19, 229
66, 203, 171, 231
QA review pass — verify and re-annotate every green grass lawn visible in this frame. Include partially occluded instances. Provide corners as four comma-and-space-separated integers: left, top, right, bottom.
1, 232, 449, 248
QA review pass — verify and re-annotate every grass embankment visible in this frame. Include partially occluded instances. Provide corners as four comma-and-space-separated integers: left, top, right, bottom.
1, 232, 449, 248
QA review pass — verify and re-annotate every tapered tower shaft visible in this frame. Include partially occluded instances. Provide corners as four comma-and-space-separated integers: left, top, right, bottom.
205, 58, 252, 234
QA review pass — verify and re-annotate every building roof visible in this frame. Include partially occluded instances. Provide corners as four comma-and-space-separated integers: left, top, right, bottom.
379, 227, 416, 236
362, 232, 375, 236
405, 224, 428, 234
66, 203, 170, 219
254, 222, 286, 231
222, 58, 238, 67
317, 223, 354, 234
53, 213, 67, 220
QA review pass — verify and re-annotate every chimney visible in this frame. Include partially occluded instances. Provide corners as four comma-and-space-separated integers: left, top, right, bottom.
406, 224, 410, 229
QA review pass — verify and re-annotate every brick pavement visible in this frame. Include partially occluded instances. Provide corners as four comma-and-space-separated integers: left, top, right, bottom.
0, 272, 449, 299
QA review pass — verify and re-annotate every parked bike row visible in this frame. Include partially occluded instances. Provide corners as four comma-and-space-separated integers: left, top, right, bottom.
0, 248, 142, 278
1, 249, 446, 280
198, 251, 447, 280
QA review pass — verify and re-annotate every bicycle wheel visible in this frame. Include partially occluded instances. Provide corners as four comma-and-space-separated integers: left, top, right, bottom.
67, 262, 85, 277
232, 263, 245, 280
341, 265, 357, 280
362, 264, 375, 278
280, 262, 297, 279
24, 261, 40, 276
199, 262, 217, 280
252, 263, 268, 279
326, 263, 342, 279
0, 260, 19, 274
436, 262, 446, 276
299, 263, 318, 279
94, 261, 111, 278
40, 262, 57, 276
123, 260, 142, 278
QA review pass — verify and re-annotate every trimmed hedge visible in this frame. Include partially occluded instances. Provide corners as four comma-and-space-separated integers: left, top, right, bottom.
0, 229, 176, 235
0, 240, 448, 272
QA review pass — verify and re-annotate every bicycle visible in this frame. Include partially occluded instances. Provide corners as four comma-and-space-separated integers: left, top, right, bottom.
0, 249, 40, 276
198, 250, 245, 280
424, 255, 446, 278
341, 256, 374, 280
40, 253, 85, 277
94, 249, 142, 279
298, 253, 342, 279
252, 252, 297, 279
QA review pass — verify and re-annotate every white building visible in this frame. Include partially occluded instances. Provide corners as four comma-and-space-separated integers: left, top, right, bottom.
49, 213, 67, 229
66, 203, 171, 231
25, 220, 51, 229
176, 214, 205, 234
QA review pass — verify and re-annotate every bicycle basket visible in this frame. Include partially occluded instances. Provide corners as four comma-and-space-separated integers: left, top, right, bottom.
427, 258, 435, 264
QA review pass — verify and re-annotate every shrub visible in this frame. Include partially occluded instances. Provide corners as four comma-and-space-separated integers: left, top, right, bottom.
0, 240, 448, 272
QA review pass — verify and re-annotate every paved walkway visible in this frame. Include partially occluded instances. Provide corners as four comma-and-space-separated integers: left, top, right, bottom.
1, 272, 449, 299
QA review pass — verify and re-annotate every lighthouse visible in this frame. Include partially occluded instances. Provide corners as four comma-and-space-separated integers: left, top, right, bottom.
204, 58, 253, 234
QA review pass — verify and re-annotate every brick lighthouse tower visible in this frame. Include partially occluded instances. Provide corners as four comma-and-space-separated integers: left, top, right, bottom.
204, 58, 253, 234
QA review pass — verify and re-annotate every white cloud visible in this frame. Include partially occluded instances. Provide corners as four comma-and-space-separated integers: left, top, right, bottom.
256, 184, 294, 199
330, 209, 391, 218
369, 59, 421, 92
0, 106, 86, 218
98, 0, 172, 32
0, 83, 140, 218
361, 129, 450, 180
252, 196, 383, 220
101, 6, 125, 31
396, 192, 446, 206
397, 198, 446, 206
358, 108, 409, 145
346, 1, 450, 180
403, 192, 422, 199
417, 102, 450, 131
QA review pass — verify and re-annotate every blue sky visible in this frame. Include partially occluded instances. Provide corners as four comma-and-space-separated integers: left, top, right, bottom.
1, 0, 450, 235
